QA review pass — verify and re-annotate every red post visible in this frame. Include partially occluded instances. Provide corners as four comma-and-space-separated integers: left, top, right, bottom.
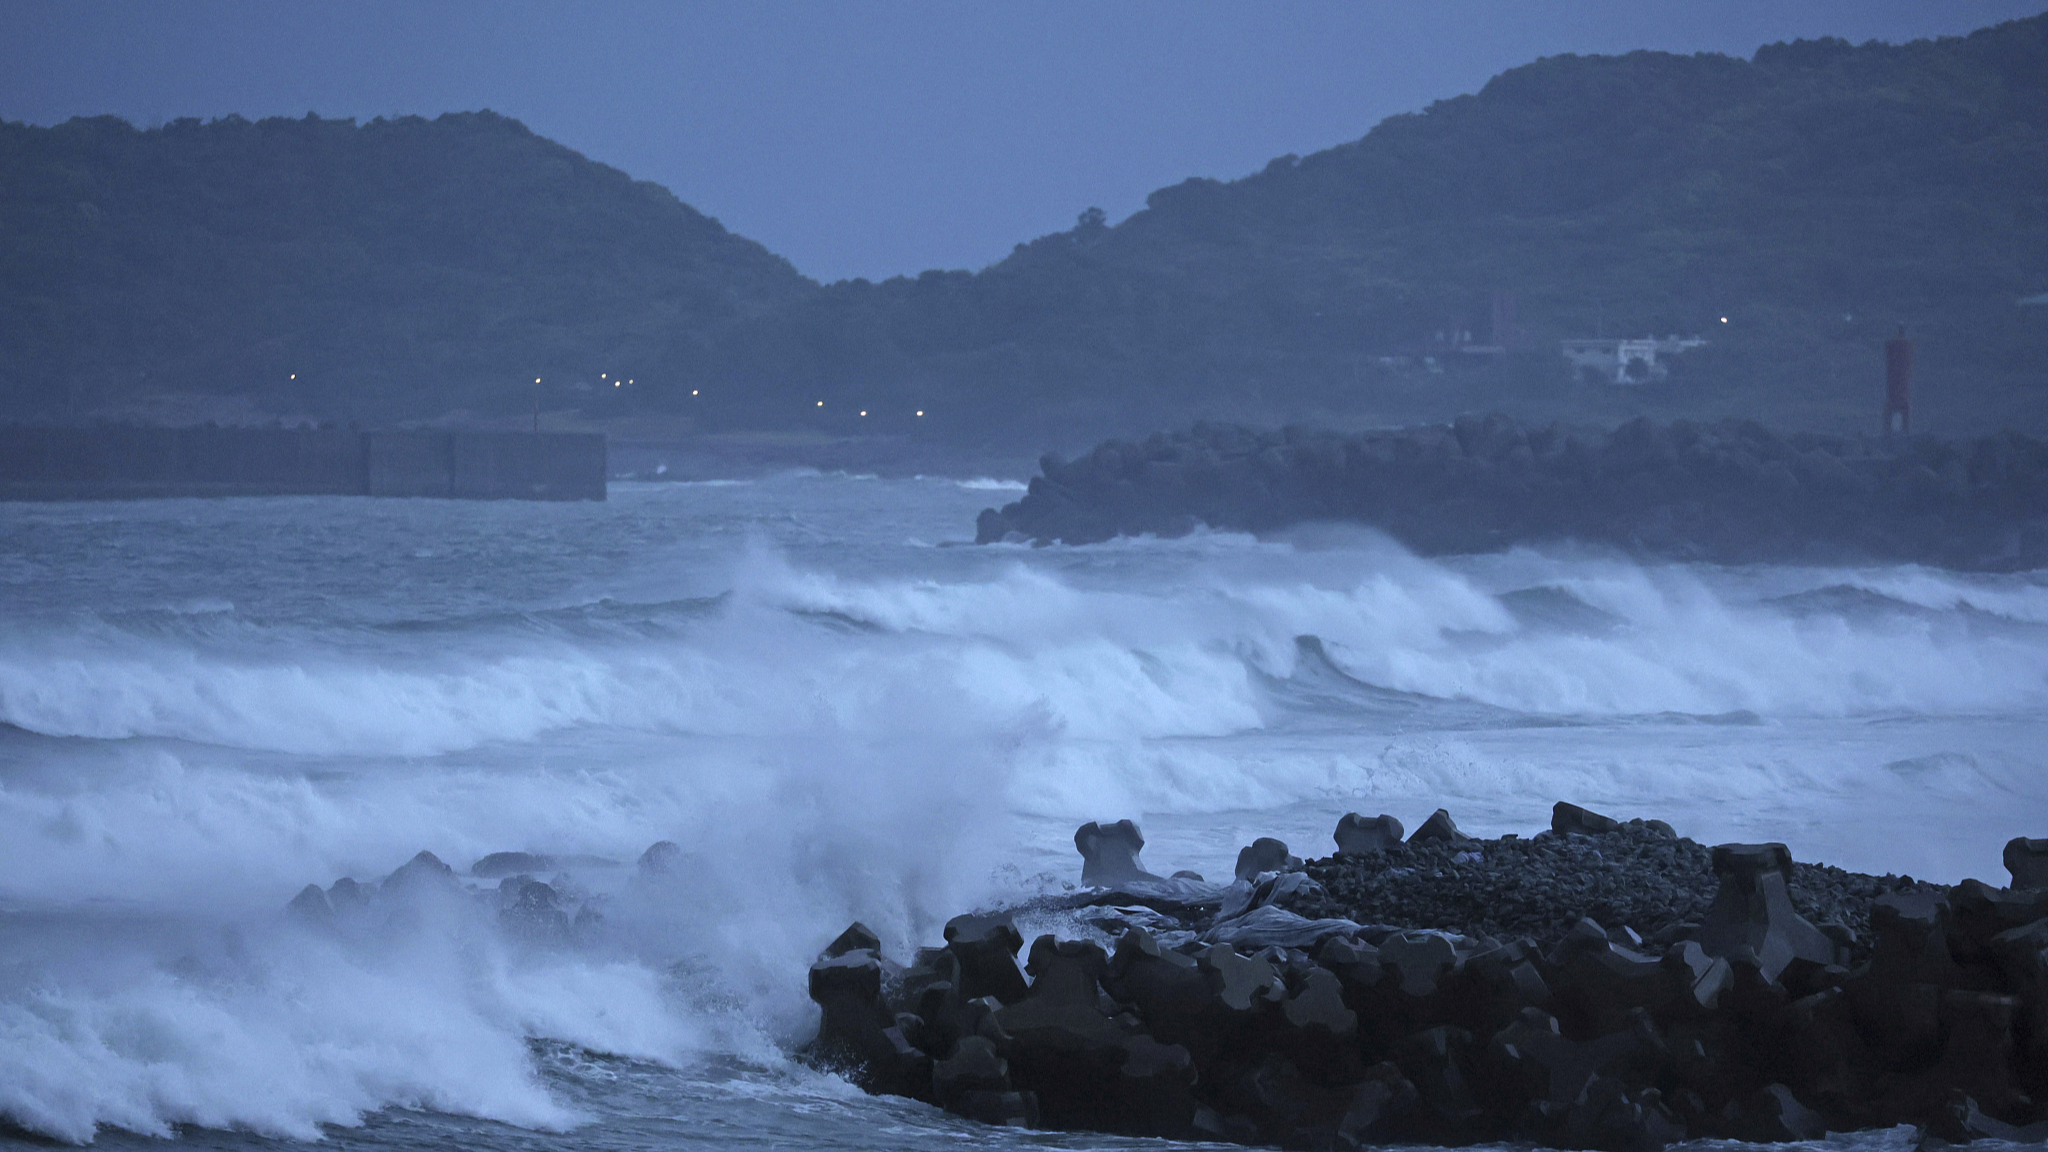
1883, 328, 1913, 435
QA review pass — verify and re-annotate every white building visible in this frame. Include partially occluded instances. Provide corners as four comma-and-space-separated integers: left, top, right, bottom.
1560, 335, 1707, 384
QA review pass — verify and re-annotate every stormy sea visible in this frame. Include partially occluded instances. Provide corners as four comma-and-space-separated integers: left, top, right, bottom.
2, 472, 2045, 1151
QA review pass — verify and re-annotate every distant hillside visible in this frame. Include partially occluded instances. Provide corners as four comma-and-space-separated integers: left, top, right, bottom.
5, 17, 2046, 449
688, 14, 2048, 446
0, 111, 811, 422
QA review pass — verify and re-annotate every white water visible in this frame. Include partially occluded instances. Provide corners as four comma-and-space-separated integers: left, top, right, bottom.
1, 475, 2043, 1147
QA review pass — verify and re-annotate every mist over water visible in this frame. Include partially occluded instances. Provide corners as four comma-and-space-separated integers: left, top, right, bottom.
1, 475, 2043, 1148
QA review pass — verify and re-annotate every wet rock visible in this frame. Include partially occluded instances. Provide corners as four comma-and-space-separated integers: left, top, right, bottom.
808, 947, 927, 1096
286, 883, 332, 920
381, 850, 459, 897
1487, 1007, 1643, 1115
1697, 843, 1834, 984
822, 921, 882, 960
1409, 808, 1474, 846
996, 936, 1118, 1050
952, 1088, 1039, 1127
1335, 812, 1404, 856
499, 879, 569, 938
1948, 1094, 2048, 1143
1107, 928, 1209, 1046
1334, 1065, 1418, 1149
932, 1034, 1011, 1108
1234, 836, 1302, 882
1549, 918, 1668, 1034
1075, 819, 1162, 887
944, 912, 1029, 1005
1661, 941, 1732, 1016
472, 851, 552, 878
1551, 801, 1620, 837
1726, 1083, 1827, 1142
1393, 1025, 1486, 1141
1000, 936, 1199, 1134
326, 876, 369, 910
1315, 935, 1386, 992
1867, 887, 1959, 985
637, 840, 683, 874
2005, 837, 2048, 890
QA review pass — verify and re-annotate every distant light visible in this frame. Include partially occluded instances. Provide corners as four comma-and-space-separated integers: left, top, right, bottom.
691, 389, 699, 396
916, 410, 925, 417
816, 401, 824, 407
535, 378, 542, 384
859, 410, 867, 416
601, 373, 607, 378
289, 374, 296, 380
1719, 317, 1729, 323
627, 379, 633, 384
615, 381, 621, 387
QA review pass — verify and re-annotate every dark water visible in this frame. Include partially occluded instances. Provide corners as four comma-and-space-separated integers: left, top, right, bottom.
3, 474, 2044, 1149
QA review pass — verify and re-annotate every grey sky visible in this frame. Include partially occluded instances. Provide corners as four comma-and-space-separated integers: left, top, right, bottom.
5, 1, 2044, 283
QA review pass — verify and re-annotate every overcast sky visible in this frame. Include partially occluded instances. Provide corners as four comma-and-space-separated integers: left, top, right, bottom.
6, 1, 2044, 283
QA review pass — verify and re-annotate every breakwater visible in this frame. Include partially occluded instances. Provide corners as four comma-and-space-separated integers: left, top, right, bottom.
806, 807, 2048, 1149
975, 416, 2048, 570
0, 425, 606, 501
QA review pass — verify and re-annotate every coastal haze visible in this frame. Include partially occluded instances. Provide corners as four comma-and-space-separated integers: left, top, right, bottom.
5, 4, 2048, 1150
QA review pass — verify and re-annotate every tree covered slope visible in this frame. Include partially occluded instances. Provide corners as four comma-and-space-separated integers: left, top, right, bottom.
4, 16, 2045, 445
0, 110, 811, 421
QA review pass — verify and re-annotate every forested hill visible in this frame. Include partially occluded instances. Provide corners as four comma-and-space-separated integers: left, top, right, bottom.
5, 15, 2047, 447
691, 14, 2048, 445
0, 111, 811, 422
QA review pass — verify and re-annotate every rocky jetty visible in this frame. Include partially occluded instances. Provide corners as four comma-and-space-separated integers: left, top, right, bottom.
974, 417, 2048, 570
806, 803, 2048, 1148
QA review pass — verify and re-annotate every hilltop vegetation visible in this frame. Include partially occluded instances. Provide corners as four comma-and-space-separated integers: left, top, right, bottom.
3, 16, 2046, 448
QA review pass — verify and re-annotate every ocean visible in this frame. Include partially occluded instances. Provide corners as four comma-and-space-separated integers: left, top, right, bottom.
2, 472, 2045, 1150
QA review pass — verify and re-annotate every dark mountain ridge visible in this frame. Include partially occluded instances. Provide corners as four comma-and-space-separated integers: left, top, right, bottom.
700, 15, 2048, 446
4, 16, 2046, 450
0, 110, 810, 422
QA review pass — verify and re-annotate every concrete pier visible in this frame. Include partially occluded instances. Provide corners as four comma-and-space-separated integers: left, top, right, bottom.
0, 426, 606, 501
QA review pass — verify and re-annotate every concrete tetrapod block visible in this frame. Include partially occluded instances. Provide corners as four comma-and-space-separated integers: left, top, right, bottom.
808, 949, 928, 1096
823, 921, 883, 960
1234, 836, 1303, 882
1408, 808, 1474, 846
1550, 801, 1620, 837
1199, 943, 1287, 1015
1075, 819, 1163, 887
1381, 930, 1461, 998
998, 935, 1200, 1136
1697, 843, 1834, 985
1107, 928, 1210, 1041
945, 912, 1030, 1005
1334, 812, 1404, 856
932, 1035, 1012, 1108
2006, 837, 2048, 889
995, 936, 1119, 1050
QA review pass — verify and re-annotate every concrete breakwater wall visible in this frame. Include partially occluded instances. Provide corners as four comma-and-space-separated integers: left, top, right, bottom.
975, 416, 2048, 570
804, 809, 2048, 1149
0, 426, 606, 501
